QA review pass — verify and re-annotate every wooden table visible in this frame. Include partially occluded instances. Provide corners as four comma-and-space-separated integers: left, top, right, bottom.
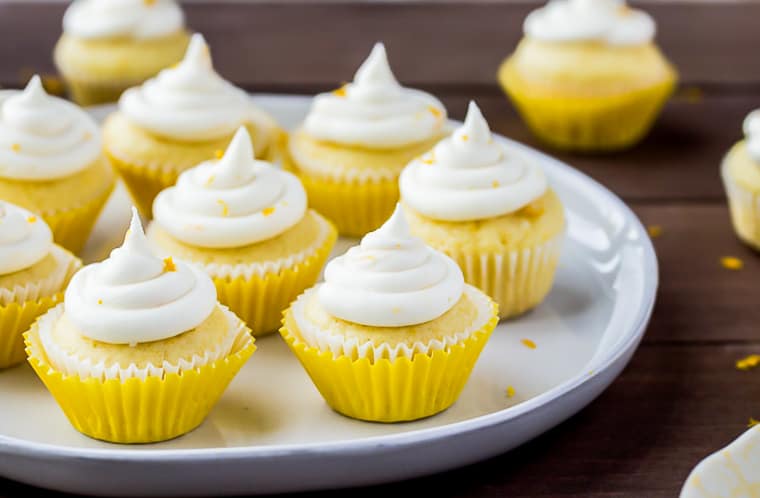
1, 1, 759, 497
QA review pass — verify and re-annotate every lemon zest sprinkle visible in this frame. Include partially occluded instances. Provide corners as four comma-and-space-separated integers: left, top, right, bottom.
647, 225, 663, 238
721, 256, 743, 271
506, 386, 515, 398
162, 256, 177, 273
521, 338, 537, 349
262, 206, 275, 217
11, 143, 20, 152
217, 199, 229, 217
749, 418, 760, 428
736, 354, 760, 371
27, 216, 36, 223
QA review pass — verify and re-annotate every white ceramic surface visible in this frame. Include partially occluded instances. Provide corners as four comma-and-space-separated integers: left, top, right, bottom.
0, 95, 658, 496
681, 426, 760, 498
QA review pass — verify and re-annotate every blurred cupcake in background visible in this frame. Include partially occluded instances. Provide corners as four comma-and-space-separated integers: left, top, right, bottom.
498, 0, 677, 151
722, 109, 760, 250
401, 102, 564, 319
0, 201, 81, 369
0, 75, 115, 253
288, 43, 449, 237
103, 34, 283, 218
148, 127, 337, 336
54, 0, 190, 106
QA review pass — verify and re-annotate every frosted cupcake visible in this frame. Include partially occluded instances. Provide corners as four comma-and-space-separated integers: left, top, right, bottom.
288, 43, 448, 237
280, 205, 498, 422
400, 102, 564, 319
25, 208, 255, 443
498, 0, 677, 151
0, 75, 115, 253
54, 0, 190, 106
103, 34, 283, 218
722, 110, 760, 250
148, 127, 337, 336
0, 202, 81, 369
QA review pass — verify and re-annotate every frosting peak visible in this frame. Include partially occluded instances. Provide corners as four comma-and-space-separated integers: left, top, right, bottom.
743, 109, 760, 162
63, 0, 185, 40
65, 207, 217, 345
400, 101, 547, 221
524, 0, 656, 46
319, 205, 464, 327
0, 201, 52, 275
119, 33, 253, 141
302, 42, 447, 148
0, 75, 101, 181
153, 126, 307, 248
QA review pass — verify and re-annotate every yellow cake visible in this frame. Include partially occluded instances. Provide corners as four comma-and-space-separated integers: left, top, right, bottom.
0, 75, 115, 253
280, 206, 498, 422
0, 202, 81, 369
54, 0, 190, 105
103, 34, 283, 218
148, 127, 337, 336
400, 102, 565, 318
722, 110, 760, 249
25, 208, 254, 443
498, 0, 677, 151
287, 43, 449, 236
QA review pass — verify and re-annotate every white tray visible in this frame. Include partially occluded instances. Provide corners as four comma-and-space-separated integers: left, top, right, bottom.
0, 95, 657, 496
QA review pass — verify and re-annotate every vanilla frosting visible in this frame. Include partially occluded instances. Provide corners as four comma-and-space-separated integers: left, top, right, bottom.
743, 109, 760, 162
302, 43, 447, 149
119, 33, 254, 141
63, 0, 184, 40
153, 126, 307, 248
524, 0, 656, 46
400, 101, 547, 222
319, 204, 463, 327
0, 202, 53, 276
0, 75, 101, 181
64, 207, 217, 345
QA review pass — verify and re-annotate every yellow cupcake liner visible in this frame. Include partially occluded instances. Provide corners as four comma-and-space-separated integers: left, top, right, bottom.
280, 298, 498, 422
105, 150, 180, 220
0, 294, 62, 369
499, 59, 676, 151
211, 219, 337, 336
25, 318, 256, 444
721, 159, 760, 250
298, 172, 399, 238
64, 78, 136, 107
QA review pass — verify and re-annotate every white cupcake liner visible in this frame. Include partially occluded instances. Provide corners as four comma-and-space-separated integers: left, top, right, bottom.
721, 158, 760, 249
0, 246, 81, 307
291, 285, 493, 362
37, 304, 250, 381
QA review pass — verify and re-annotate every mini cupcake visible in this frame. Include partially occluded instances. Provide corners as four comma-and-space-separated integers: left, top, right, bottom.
25, 208, 255, 443
147, 127, 337, 336
54, 0, 190, 106
287, 43, 448, 237
103, 33, 283, 218
498, 0, 677, 151
0, 202, 81, 369
400, 102, 564, 319
0, 75, 116, 253
280, 205, 498, 422
722, 110, 760, 250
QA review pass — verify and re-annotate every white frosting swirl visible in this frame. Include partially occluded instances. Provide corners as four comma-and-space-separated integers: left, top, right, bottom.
153, 126, 307, 248
743, 109, 760, 163
302, 43, 447, 149
119, 33, 254, 141
64, 207, 217, 345
0, 202, 53, 275
400, 101, 547, 222
524, 0, 656, 46
0, 76, 101, 181
63, 0, 184, 40
319, 204, 463, 327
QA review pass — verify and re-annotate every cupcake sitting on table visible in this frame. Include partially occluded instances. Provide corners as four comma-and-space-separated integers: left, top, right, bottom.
288, 43, 449, 237
55, 0, 190, 106
103, 33, 283, 218
498, 0, 677, 151
0, 75, 115, 253
148, 126, 337, 336
25, 208, 255, 444
280, 205, 498, 422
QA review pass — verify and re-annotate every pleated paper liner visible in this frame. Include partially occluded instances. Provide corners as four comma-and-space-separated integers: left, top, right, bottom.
25, 306, 256, 444
499, 60, 676, 151
64, 78, 136, 107
721, 158, 760, 250
280, 289, 499, 422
